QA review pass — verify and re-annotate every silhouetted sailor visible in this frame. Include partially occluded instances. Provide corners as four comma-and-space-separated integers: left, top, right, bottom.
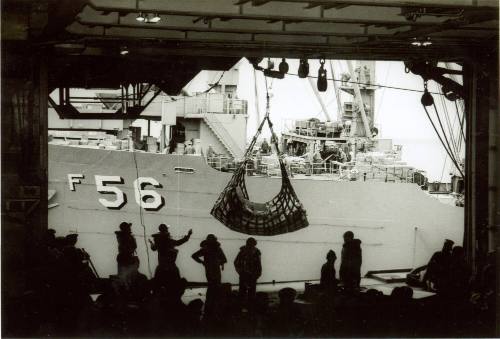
149, 224, 192, 286
192, 234, 227, 315
423, 239, 454, 292
340, 231, 362, 290
45, 229, 62, 267
321, 250, 338, 294
113, 256, 150, 306
63, 234, 91, 275
192, 234, 227, 284
115, 222, 137, 274
269, 288, 305, 336
60, 234, 95, 334
234, 237, 261, 304
150, 224, 192, 267
45, 228, 57, 248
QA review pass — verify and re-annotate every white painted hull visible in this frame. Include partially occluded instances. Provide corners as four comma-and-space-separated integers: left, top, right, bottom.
48, 144, 464, 283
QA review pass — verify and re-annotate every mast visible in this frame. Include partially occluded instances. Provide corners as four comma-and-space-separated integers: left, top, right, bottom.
329, 60, 344, 121
308, 77, 333, 121
253, 68, 262, 132
346, 60, 372, 139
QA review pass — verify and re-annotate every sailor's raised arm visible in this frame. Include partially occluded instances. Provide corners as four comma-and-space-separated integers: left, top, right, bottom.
173, 229, 193, 246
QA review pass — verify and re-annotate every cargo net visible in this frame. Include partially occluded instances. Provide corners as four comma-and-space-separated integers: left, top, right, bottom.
211, 93, 309, 235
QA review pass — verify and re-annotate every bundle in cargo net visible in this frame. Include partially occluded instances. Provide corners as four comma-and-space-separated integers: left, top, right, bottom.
211, 158, 308, 235
210, 93, 309, 235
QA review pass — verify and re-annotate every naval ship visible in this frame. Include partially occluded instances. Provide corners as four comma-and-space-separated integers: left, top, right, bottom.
47, 60, 464, 284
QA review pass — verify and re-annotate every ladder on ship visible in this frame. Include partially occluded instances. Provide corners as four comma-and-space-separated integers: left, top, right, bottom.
203, 113, 244, 159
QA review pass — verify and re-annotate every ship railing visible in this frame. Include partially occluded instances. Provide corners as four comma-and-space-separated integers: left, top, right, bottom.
287, 161, 344, 177
207, 155, 235, 171
208, 155, 416, 183
244, 162, 271, 176
311, 161, 332, 175
357, 164, 415, 183
176, 93, 248, 116
207, 156, 223, 170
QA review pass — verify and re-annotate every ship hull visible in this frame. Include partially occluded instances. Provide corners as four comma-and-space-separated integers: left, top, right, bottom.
48, 144, 464, 283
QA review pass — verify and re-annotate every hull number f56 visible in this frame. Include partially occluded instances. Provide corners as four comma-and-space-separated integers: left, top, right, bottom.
68, 174, 165, 211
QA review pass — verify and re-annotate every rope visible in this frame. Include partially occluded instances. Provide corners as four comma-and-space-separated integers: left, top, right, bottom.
158, 71, 226, 104
132, 151, 153, 278
422, 103, 464, 178
242, 76, 272, 160
203, 71, 226, 94
432, 101, 460, 172
455, 104, 463, 156
454, 99, 466, 144
176, 142, 181, 252
263, 76, 282, 157
375, 62, 392, 126
438, 89, 459, 159
423, 81, 462, 175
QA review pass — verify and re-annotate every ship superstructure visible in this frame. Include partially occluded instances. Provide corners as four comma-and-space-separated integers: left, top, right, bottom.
49, 68, 248, 160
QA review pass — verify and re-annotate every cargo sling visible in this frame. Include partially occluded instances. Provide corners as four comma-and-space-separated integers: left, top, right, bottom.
211, 93, 309, 236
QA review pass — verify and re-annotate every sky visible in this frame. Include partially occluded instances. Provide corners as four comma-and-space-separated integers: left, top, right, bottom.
185, 58, 465, 183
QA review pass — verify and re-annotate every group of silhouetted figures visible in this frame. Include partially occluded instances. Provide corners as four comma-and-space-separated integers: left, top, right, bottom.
4, 226, 496, 337
114, 222, 263, 316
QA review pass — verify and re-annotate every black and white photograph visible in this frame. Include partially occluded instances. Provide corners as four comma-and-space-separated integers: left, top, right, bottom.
1, 0, 499, 337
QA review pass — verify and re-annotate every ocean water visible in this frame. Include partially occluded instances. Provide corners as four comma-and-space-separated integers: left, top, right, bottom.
391, 138, 458, 183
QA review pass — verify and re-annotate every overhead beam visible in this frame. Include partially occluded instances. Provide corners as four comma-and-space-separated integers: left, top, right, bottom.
71, 19, 489, 57
304, 2, 347, 9
234, 0, 272, 5
74, 19, 366, 38
85, 2, 470, 29
88, 0, 499, 14
55, 36, 483, 62
233, 0, 497, 9
76, 18, 478, 40
46, 54, 239, 90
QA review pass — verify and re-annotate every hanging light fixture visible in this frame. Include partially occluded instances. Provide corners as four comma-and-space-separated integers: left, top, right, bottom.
120, 46, 129, 55
278, 58, 289, 74
422, 37, 432, 46
317, 59, 327, 92
136, 12, 146, 22
149, 13, 161, 23
411, 36, 432, 47
298, 58, 309, 78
